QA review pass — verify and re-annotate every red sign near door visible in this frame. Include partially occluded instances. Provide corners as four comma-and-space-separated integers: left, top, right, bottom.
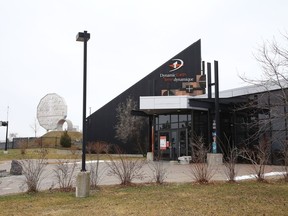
160, 136, 167, 150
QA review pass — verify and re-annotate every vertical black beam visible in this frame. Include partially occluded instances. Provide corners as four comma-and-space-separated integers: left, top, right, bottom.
186, 127, 188, 156
232, 111, 236, 148
214, 61, 220, 153
284, 98, 288, 141
207, 62, 212, 151
207, 110, 211, 148
202, 61, 205, 75
4, 122, 8, 151
202, 61, 206, 94
190, 110, 194, 157
153, 79, 156, 96
268, 92, 273, 163
82, 31, 88, 172
152, 115, 155, 159
148, 116, 152, 153
207, 62, 212, 99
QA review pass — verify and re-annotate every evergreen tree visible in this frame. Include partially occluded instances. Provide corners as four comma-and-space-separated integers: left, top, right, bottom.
60, 130, 72, 148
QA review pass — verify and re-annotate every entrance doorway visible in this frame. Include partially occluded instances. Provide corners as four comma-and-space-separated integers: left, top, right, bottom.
158, 128, 189, 160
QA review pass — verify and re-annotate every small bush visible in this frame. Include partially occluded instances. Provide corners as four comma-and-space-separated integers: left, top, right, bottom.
20, 148, 48, 193
224, 147, 239, 182
88, 141, 109, 189
189, 135, 214, 183
60, 131, 72, 148
240, 137, 270, 182
106, 146, 146, 185
148, 160, 167, 184
53, 159, 78, 191
19, 140, 28, 155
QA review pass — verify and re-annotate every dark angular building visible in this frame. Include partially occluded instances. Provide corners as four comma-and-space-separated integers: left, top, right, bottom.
87, 40, 204, 153
87, 39, 288, 164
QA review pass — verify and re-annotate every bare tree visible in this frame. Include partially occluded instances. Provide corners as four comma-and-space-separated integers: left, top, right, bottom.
115, 96, 147, 155
53, 148, 80, 191
240, 136, 271, 182
20, 148, 48, 193
53, 159, 78, 191
106, 146, 146, 185
280, 140, 288, 182
30, 118, 40, 138
189, 135, 214, 183
220, 135, 240, 182
148, 160, 167, 184
239, 33, 288, 176
87, 141, 109, 189
9, 133, 18, 141
223, 146, 239, 182
19, 139, 28, 155
191, 135, 209, 163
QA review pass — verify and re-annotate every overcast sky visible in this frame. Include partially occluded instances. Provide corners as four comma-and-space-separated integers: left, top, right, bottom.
0, 0, 287, 140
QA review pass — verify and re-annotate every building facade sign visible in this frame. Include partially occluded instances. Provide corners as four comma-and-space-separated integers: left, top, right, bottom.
160, 58, 195, 83
160, 136, 167, 150
149, 40, 206, 96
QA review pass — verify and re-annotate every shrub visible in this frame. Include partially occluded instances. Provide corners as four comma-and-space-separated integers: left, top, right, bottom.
189, 135, 214, 183
87, 141, 109, 189
106, 146, 146, 185
60, 130, 72, 148
19, 140, 28, 155
20, 148, 48, 193
223, 147, 239, 182
53, 159, 78, 191
240, 137, 270, 182
148, 160, 167, 184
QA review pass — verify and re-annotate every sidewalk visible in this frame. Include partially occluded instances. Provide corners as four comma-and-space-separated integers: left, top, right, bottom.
0, 159, 285, 196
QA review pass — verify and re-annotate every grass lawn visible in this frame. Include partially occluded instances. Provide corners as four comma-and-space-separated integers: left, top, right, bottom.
0, 148, 143, 162
0, 148, 81, 161
0, 181, 287, 216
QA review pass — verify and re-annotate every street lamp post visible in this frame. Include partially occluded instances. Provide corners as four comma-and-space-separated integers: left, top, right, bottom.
75, 30, 90, 198
4, 121, 8, 152
76, 31, 90, 172
0, 121, 8, 153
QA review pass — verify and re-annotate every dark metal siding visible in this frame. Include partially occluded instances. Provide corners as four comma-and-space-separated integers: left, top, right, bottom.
87, 40, 201, 153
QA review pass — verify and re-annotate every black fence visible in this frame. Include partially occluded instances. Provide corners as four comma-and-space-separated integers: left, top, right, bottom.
0, 137, 82, 150
0, 141, 13, 149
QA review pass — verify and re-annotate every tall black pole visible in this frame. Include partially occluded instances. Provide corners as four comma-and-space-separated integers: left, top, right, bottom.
207, 62, 212, 99
81, 31, 88, 172
207, 62, 213, 151
4, 121, 8, 151
76, 30, 90, 171
214, 61, 220, 153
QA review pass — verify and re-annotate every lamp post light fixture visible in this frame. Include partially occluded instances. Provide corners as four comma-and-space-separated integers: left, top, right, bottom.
76, 31, 90, 172
75, 30, 91, 198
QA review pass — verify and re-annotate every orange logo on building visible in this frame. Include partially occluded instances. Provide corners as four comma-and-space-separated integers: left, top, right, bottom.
169, 59, 184, 72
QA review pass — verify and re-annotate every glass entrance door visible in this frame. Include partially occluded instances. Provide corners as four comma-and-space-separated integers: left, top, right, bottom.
170, 130, 177, 160
158, 131, 170, 159
179, 129, 188, 157
158, 129, 189, 160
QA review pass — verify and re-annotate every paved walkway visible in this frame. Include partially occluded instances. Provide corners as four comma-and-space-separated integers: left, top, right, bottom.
0, 159, 285, 196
